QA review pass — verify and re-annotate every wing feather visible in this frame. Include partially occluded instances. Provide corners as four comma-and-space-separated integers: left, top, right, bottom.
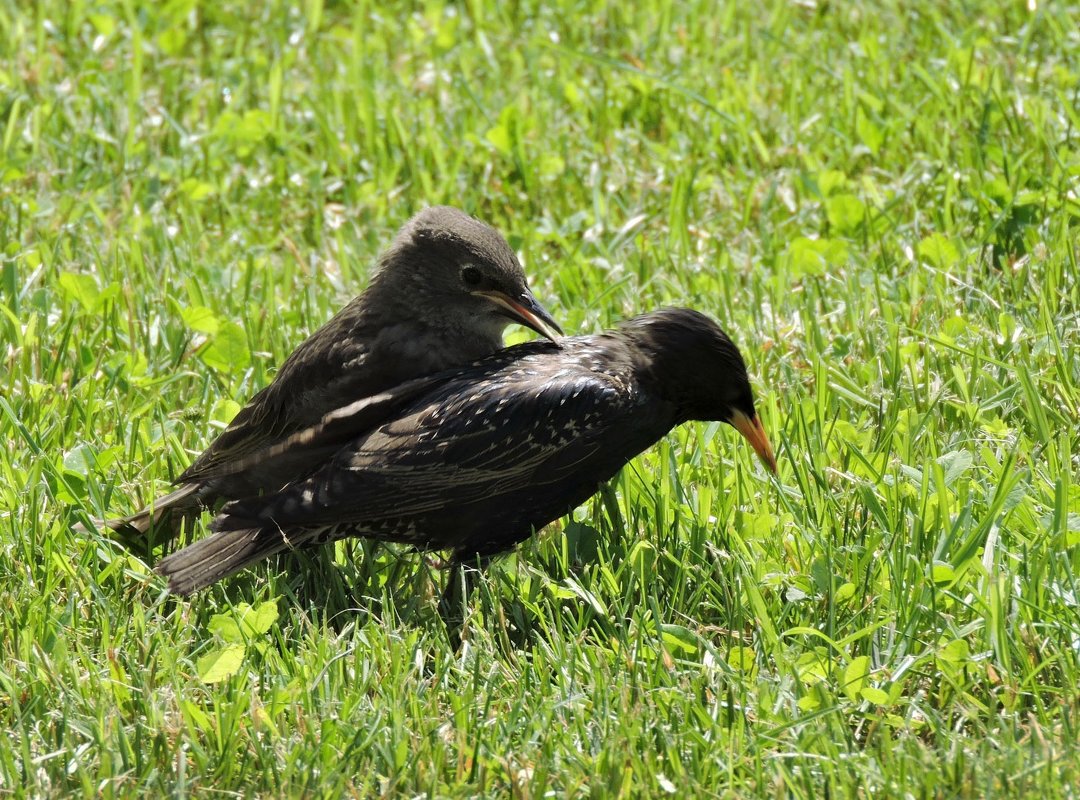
213, 365, 642, 532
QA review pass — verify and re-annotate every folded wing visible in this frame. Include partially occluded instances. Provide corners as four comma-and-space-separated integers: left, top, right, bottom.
214, 364, 642, 535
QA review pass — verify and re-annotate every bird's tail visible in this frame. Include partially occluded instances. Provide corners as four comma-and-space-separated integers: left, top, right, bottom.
77, 483, 203, 539
154, 525, 313, 595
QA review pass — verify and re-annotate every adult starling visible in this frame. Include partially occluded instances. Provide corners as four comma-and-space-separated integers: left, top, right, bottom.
155, 308, 776, 596
102, 206, 562, 535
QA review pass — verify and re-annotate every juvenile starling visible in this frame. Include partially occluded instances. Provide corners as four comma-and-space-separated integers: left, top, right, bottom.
155, 308, 777, 595
103, 206, 562, 535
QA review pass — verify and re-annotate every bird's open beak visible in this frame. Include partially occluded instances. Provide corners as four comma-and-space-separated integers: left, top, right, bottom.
475, 289, 563, 343
729, 409, 778, 473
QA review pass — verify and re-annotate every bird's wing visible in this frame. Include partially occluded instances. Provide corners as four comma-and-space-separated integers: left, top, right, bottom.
212, 363, 648, 532
178, 369, 456, 491
175, 383, 284, 484
176, 310, 376, 487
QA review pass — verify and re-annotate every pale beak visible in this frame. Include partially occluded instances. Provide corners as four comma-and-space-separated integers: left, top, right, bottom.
474, 288, 563, 343
728, 409, 777, 473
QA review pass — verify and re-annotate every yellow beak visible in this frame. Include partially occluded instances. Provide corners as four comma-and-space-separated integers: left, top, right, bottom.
729, 409, 777, 473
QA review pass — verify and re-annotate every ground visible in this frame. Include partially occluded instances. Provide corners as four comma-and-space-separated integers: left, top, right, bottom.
1, 1, 1078, 797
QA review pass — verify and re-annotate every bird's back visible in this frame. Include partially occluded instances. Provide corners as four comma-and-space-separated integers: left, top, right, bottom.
178, 295, 504, 494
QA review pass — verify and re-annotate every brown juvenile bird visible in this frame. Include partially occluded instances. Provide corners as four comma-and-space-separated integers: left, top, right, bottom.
155, 308, 776, 596
103, 206, 562, 535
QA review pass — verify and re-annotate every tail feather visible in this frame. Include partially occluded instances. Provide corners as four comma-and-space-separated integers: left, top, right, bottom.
154, 525, 311, 595
78, 483, 203, 538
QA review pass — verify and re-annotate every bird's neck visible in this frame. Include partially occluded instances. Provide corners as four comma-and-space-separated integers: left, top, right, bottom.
366, 276, 506, 342
366, 316, 503, 378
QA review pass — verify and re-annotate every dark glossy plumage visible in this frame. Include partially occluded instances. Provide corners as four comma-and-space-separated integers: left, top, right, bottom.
156, 308, 776, 595
102, 206, 561, 535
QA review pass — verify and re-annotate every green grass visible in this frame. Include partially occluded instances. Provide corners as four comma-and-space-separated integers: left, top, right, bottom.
2, 0, 1079, 796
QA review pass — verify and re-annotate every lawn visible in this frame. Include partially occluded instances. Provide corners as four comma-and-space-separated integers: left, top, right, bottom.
2, 0, 1079, 796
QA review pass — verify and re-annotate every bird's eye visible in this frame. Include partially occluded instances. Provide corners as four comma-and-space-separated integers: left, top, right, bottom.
461, 266, 482, 287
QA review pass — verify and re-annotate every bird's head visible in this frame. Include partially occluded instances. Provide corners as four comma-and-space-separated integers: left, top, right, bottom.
621, 308, 777, 473
376, 207, 562, 344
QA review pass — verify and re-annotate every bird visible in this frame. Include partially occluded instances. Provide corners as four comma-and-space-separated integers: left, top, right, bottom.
99, 206, 563, 537
154, 307, 777, 597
